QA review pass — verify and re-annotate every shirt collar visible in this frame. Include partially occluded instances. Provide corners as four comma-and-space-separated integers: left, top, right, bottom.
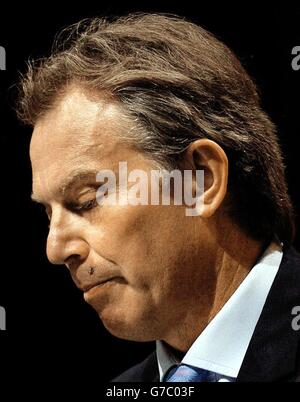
156, 241, 283, 380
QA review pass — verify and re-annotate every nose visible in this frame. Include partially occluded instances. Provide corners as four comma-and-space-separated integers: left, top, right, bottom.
46, 206, 89, 267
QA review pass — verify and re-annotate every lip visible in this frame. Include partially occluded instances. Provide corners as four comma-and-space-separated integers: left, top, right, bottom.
81, 277, 120, 293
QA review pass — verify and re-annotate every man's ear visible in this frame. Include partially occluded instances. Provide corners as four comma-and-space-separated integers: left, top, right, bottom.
183, 139, 228, 218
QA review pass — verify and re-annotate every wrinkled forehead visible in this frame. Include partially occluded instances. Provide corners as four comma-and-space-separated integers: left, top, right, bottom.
29, 87, 130, 199
30, 88, 125, 163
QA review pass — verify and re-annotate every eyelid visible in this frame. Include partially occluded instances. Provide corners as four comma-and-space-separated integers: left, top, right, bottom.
77, 187, 97, 196
33, 186, 100, 217
69, 198, 97, 213
75, 187, 99, 203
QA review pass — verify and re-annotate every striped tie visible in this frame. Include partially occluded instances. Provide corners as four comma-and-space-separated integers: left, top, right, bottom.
163, 364, 236, 382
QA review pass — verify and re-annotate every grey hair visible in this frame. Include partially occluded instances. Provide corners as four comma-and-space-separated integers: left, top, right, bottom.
16, 13, 295, 246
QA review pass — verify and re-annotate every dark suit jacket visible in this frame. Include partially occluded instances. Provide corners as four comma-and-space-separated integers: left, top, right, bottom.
113, 247, 300, 382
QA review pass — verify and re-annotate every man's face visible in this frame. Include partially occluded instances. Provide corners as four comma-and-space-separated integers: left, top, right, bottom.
30, 87, 213, 342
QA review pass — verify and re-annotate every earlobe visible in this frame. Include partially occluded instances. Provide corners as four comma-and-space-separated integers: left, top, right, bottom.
185, 139, 229, 218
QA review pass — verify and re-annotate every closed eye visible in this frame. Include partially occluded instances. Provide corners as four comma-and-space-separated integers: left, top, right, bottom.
67, 198, 98, 213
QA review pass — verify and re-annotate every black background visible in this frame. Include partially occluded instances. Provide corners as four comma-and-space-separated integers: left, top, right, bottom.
0, 1, 299, 385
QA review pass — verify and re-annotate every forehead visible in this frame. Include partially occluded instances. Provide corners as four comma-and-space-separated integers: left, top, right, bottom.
30, 88, 126, 163
30, 87, 131, 200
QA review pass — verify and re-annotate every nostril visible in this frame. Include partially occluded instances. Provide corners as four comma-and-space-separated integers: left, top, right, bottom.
65, 255, 82, 271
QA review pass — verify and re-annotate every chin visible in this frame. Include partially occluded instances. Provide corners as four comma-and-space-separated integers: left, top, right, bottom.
98, 307, 159, 342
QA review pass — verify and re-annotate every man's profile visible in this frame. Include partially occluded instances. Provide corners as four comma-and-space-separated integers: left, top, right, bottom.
16, 13, 300, 382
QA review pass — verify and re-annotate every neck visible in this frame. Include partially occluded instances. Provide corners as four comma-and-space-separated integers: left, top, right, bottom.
162, 218, 265, 352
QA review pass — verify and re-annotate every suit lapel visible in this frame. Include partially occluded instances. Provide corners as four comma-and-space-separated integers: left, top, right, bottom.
237, 247, 300, 382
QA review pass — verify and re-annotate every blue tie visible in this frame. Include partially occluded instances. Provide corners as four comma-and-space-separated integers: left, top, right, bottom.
163, 364, 236, 382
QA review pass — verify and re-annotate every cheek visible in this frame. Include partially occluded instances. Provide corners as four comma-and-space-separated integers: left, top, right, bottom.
86, 203, 188, 292
86, 203, 162, 264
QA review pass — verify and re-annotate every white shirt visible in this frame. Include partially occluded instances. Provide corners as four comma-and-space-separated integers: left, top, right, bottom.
156, 242, 283, 381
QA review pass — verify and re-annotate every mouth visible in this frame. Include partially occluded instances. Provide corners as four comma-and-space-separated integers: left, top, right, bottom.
81, 277, 122, 294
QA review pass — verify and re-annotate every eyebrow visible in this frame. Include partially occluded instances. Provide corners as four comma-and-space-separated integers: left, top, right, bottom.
60, 169, 101, 195
31, 169, 100, 204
